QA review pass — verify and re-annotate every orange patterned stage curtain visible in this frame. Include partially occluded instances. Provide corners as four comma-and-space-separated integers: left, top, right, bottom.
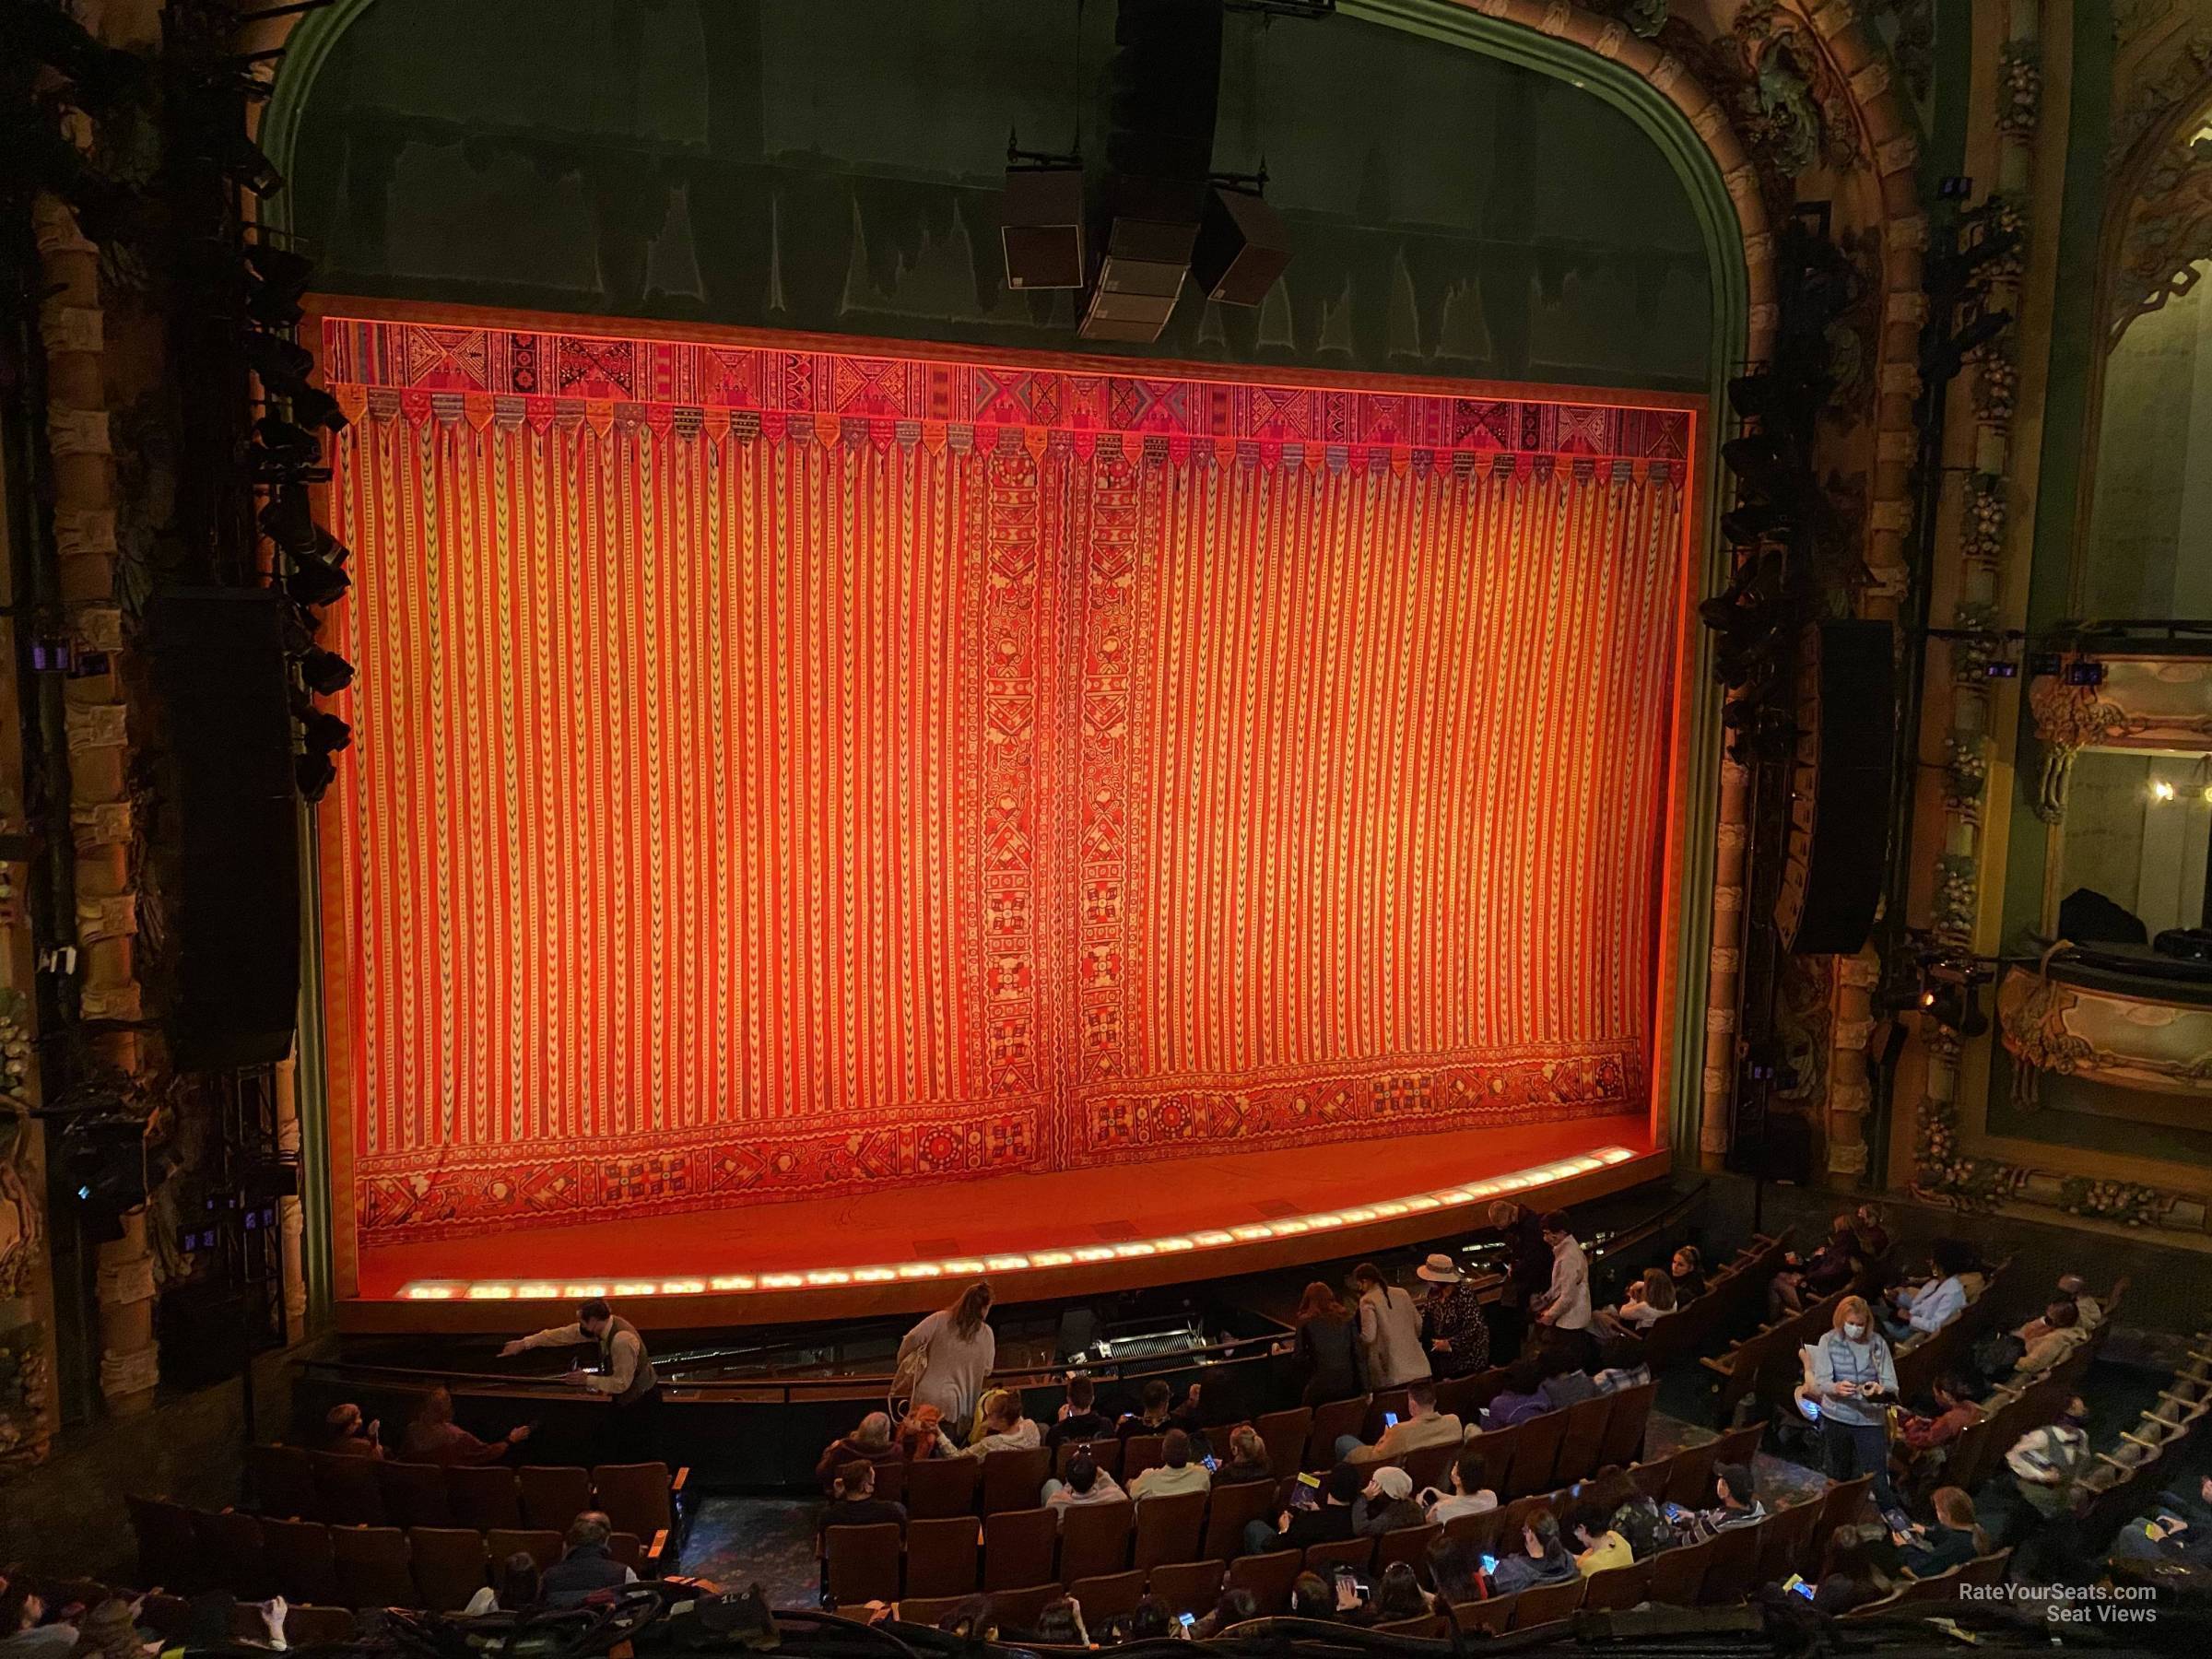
318, 317, 1692, 1241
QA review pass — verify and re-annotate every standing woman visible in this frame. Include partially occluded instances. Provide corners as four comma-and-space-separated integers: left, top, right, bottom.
1293, 1280, 1363, 1405
1808, 1294, 1900, 1510
897, 1279, 996, 1441
1351, 1262, 1431, 1391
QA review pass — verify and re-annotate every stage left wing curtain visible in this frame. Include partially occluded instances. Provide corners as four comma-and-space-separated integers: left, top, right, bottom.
318, 320, 1692, 1241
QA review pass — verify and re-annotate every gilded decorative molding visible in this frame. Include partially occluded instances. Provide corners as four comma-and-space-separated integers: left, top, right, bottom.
2110, 124, 2212, 347
1998, 966, 2212, 1100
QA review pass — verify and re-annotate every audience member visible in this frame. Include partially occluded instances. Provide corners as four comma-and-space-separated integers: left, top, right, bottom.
1217, 1423, 1274, 1484
1340, 1376, 1463, 1465
1586, 1467, 1672, 1559
1535, 1341, 1595, 1410
1592, 1335, 1652, 1395
818, 1460, 907, 1541
1415, 1253, 1490, 1377
1896, 1486, 1987, 1577
2011, 1298, 2088, 1381
1809, 1294, 1900, 1509
1806, 1528, 1899, 1616
1118, 1595, 1172, 1643
936, 1596, 997, 1641
1600, 1268, 1677, 1334
463, 1554, 543, 1615
1881, 1239, 1973, 1340
1853, 1204, 1893, 1272
0, 1586, 75, 1659
1041, 1450, 1126, 1516
2000, 1396, 2090, 1552
542, 1512, 637, 1606
945, 1388, 1040, 1460
1287, 1574, 1335, 1620
1425, 1536, 1485, 1606
1047, 1376, 1109, 1450
400, 1385, 531, 1466
1351, 1262, 1431, 1389
1667, 1245, 1707, 1302
1482, 1357, 1548, 1428
1352, 1465, 1425, 1536
1194, 1589, 1259, 1638
1421, 1443, 1498, 1524
2058, 1273, 2103, 1331
1488, 1200, 1554, 1359
1488, 1510, 1579, 1594
1768, 1253, 1808, 1324
68, 1601, 147, 1659
1344, 1561, 1429, 1626
814, 1410, 902, 1492
1245, 1463, 1363, 1555
893, 1403, 946, 1461
1559, 1496, 1631, 1575
1117, 1378, 1200, 1442
897, 1280, 996, 1439
1030, 1598, 1088, 1646
319, 1403, 382, 1460
1130, 1428, 1210, 1501
1806, 1214, 1862, 1294
1679, 1463, 1764, 1541
2112, 1476, 2212, 1569
1532, 1213, 1594, 1365
1293, 1281, 1364, 1406
1894, 1372, 1983, 1491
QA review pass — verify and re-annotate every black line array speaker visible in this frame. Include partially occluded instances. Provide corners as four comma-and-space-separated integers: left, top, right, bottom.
1774, 618, 1896, 956
150, 588, 300, 1069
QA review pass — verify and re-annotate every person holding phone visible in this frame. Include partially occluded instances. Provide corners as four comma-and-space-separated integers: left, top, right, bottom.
320, 1401, 383, 1460
1808, 1294, 1901, 1508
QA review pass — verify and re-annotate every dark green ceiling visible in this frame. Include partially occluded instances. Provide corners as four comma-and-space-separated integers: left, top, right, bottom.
285, 0, 1713, 391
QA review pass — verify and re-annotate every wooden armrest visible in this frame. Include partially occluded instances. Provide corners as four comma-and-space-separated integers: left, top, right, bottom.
670, 1465, 689, 1494
1699, 1356, 1735, 1377
644, 1527, 669, 1568
2121, 1430, 2160, 1451
2096, 1452, 2141, 1474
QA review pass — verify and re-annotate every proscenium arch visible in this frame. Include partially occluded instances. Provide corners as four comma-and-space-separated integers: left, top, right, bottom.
256, 0, 1750, 1312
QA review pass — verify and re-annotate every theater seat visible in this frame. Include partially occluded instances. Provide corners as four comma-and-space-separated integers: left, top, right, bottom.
1147, 1559, 1224, 1618
1131, 1489, 1205, 1570
904, 1516, 981, 1598
982, 1508, 1057, 1591
590, 1462, 674, 1538
1065, 1570, 1143, 1622
446, 1465, 524, 1531
905, 1458, 979, 1520
825, 1524, 900, 1605
409, 1527, 490, 1612
247, 1445, 317, 1521
331, 1525, 421, 1609
1509, 1576, 1584, 1629
1057, 1499, 1133, 1582
311, 1453, 387, 1527
982, 1448, 1052, 1515
518, 1465, 593, 1532
261, 1517, 341, 1606
1223, 1549, 1301, 1615
378, 1461, 453, 1530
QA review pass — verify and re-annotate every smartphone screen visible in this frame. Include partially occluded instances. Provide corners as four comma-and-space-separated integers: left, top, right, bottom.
1382, 1412, 1400, 1429
1297, 1471, 1321, 1488
1479, 1555, 1498, 1573
1201, 1454, 1219, 1472
1178, 1613, 1196, 1629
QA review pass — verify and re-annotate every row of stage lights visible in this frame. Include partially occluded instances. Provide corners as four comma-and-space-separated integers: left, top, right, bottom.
393, 1146, 1645, 1303
241, 232, 355, 803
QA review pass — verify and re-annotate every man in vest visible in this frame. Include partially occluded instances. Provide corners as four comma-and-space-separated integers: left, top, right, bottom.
539, 1510, 637, 1606
500, 1298, 659, 1457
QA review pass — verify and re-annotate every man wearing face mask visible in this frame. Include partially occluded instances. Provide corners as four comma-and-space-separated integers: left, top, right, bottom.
1807, 1293, 1900, 1510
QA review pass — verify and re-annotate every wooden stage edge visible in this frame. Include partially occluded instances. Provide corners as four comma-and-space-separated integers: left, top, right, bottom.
336, 1142, 1671, 1335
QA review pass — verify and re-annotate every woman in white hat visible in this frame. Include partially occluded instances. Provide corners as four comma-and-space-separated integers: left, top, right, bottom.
1416, 1251, 1490, 1377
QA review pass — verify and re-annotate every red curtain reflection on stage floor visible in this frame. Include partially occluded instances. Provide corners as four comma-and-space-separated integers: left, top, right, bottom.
316, 313, 1692, 1243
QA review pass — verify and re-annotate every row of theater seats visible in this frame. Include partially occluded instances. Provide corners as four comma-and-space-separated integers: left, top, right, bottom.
825, 1425, 1760, 1606
2075, 1328, 2212, 1542
832, 1464, 1927, 1630
877, 1380, 1659, 1527
125, 1495, 657, 1612
1637, 1233, 1797, 1374
1701, 1254, 2025, 1427
242, 1446, 683, 1543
